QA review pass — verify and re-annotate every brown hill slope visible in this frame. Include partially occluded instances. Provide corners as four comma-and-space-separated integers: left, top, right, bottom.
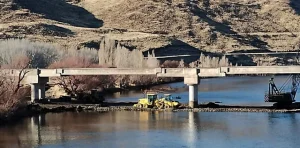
1, 0, 300, 53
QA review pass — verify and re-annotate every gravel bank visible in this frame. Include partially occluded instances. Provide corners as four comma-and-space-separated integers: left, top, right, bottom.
36, 104, 300, 113
1, 103, 299, 126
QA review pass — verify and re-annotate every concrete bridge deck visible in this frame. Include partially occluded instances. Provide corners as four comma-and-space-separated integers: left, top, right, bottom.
14, 66, 300, 78
8, 66, 300, 108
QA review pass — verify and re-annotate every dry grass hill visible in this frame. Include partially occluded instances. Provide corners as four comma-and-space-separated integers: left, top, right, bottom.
1, 0, 300, 54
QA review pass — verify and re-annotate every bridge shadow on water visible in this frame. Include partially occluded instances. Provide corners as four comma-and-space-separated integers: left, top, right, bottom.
15, 0, 103, 28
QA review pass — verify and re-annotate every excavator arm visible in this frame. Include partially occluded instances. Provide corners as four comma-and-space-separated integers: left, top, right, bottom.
269, 77, 280, 95
265, 76, 298, 103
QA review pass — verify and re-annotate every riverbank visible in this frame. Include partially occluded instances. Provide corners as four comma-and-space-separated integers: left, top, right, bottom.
0, 78, 183, 125
36, 102, 300, 113
1, 102, 300, 126
37, 103, 300, 113
23, 103, 300, 113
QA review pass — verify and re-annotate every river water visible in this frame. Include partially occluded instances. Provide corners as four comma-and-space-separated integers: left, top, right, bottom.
1, 76, 300, 148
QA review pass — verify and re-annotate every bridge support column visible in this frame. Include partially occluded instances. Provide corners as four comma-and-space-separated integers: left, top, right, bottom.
184, 69, 199, 108
31, 83, 46, 103
30, 77, 49, 103
39, 83, 46, 100
31, 84, 39, 102
188, 84, 198, 108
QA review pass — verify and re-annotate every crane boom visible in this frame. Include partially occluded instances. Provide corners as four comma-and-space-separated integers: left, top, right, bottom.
265, 76, 298, 103
291, 75, 300, 100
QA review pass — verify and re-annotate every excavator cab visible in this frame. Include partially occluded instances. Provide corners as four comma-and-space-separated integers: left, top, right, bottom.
147, 94, 158, 105
164, 94, 173, 101
134, 93, 158, 108
163, 94, 181, 101
158, 94, 180, 108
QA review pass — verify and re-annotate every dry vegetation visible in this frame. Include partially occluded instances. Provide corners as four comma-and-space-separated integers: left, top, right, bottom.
0, 39, 98, 68
0, 39, 172, 102
1, 0, 300, 53
189, 53, 231, 68
49, 56, 115, 97
0, 39, 102, 105
0, 56, 31, 115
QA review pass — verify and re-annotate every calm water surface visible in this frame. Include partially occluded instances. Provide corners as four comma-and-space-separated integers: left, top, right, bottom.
107, 76, 298, 105
1, 76, 300, 148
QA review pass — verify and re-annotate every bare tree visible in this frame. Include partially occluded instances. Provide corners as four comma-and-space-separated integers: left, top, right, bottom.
98, 37, 117, 67
0, 56, 31, 113
145, 51, 160, 68
0, 39, 99, 68
49, 56, 116, 97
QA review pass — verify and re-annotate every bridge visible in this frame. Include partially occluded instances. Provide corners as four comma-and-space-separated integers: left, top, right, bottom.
10, 66, 300, 108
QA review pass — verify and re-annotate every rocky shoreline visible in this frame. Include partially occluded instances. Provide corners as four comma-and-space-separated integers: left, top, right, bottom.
1, 103, 300, 126
31, 103, 300, 113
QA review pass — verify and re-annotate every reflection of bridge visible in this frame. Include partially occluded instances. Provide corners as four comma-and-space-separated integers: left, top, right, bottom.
11, 66, 300, 108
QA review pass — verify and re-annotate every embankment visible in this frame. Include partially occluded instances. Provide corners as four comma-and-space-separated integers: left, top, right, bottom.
24, 103, 300, 113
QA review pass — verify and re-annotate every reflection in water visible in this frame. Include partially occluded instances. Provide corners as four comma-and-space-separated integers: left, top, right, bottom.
31, 114, 45, 145
187, 112, 198, 148
2, 76, 300, 147
1, 111, 300, 148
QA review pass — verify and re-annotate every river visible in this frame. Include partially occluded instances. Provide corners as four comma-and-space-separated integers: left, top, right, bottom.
1, 76, 300, 148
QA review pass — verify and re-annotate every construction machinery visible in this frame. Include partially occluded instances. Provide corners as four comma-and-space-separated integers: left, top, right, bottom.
265, 75, 300, 107
134, 92, 181, 109
156, 94, 181, 109
134, 92, 158, 108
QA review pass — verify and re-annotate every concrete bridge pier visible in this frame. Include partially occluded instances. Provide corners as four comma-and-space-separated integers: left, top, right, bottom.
184, 69, 199, 108
29, 77, 49, 103
30, 84, 38, 102
188, 84, 198, 108
30, 83, 46, 102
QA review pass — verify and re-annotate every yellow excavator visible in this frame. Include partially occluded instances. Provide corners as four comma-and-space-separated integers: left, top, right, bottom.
133, 93, 158, 108
157, 94, 180, 109
133, 92, 181, 109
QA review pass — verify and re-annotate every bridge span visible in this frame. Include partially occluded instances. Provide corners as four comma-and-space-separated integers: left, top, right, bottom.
11, 66, 300, 108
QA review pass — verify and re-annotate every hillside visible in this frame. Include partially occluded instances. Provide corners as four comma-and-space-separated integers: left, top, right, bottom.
1, 0, 300, 53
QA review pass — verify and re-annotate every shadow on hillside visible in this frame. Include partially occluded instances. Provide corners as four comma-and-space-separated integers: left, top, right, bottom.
15, 0, 103, 28
143, 39, 201, 64
290, 0, 300, 15
190, 4, 269, 50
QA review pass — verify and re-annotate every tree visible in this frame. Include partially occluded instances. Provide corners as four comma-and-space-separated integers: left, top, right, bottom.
145, 51, 160, 68
49, 56, 116, 97
0, 56, 31, 113
178, 59, 185, 68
